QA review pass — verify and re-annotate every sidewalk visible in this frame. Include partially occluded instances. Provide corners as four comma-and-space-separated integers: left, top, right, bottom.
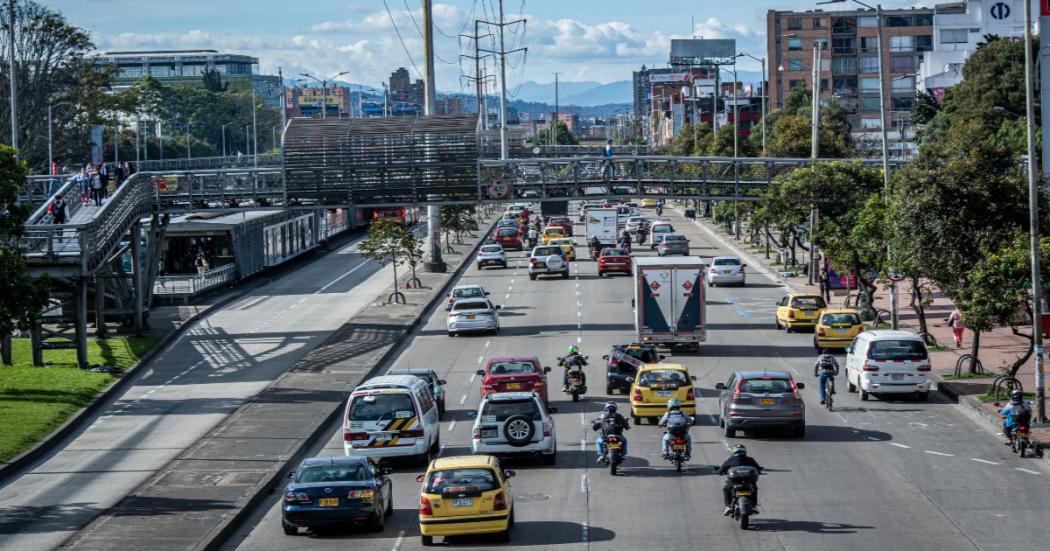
686, 208, 1049, 457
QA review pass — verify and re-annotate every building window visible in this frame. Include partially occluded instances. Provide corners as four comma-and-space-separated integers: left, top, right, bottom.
119, 66, 144, 79
859, 56, 879, 74
788, 79, 802, 89
890, 55, 916, 73
857, 16, 877, 28
916, 35, 933, 52
886, 15, 911, 27
787, 59, 804, 71
832, 37, 855, 55
832, 57, 857, 76
833, 77, 857, 95
787, 17, 802, 30
788, 38, 802, 51
940, 29, 968, 44
893, 96, 914, 111
859, 36, 879, 54
813, 17, 824, 28
860, 96, 882, 113
861, 118, 883, 129
832, 17, 857, 34
892, 76, 915, 92
821, 78, 829, 92
860, 77, 881, 92
914, 13, 932, 26
889, 35, 914, 53
834, 97, 858, 114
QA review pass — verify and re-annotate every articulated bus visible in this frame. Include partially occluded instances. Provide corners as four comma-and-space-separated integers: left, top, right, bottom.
370, 207, 420, 227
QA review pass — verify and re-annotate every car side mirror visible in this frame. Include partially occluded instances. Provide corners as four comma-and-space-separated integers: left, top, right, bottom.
438, 379, 447, 385
485, 291, 491, 295
691, 375, 697, 381
715, 383, 726, 390
476, 369, 485, 376
602, 354, 609, 360
503, 469, 516, 478
495, 305, 503, 310
659, 355, 666, 360
287, 471, 295, 479
416, 474, 426, 483
796, 382, 806, 390
548, 407, 558, 414
543, 366, 552, 373
383, 467, 394, 476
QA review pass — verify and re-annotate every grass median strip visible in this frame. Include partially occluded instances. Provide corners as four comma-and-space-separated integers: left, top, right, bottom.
0, 336, 160, 463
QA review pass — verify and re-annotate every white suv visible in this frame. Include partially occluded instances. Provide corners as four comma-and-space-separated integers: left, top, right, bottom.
528, 245, 569, 279
470, 392, 557, 465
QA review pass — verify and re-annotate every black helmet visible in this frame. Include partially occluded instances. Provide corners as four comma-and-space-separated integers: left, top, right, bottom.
1010, 389, 1024, 404
730, 444, 747, 457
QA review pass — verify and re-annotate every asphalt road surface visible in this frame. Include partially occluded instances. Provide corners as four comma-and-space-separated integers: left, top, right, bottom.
0, 235, 394, 551
229, 206, 1050, 551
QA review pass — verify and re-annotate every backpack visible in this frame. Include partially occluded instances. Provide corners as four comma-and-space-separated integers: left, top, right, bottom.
1011, 404, 1031, 428
665, 411, 689, 436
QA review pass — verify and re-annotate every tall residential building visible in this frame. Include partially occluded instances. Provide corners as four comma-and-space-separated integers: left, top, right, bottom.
766, 7, 933, 145
920, 0, 1035, 101
96, 50, 282, 107
388, 67, 425, 115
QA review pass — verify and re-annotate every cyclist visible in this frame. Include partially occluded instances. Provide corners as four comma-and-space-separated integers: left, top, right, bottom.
813, 349, 839, 405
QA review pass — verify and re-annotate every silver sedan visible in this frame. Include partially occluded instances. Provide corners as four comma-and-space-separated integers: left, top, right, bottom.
706, 256, 746, 286
447, 298, 501, 336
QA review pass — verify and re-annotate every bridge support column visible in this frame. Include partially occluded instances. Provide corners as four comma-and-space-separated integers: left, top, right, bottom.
424, 204, 446, 273
76, 278, 89, 369
131, 221, 144, 335
30, 319, 43, 366
94, 275, 107, 338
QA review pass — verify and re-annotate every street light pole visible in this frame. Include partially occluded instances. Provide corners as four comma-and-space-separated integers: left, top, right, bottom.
1022, 0, 1046, 422
736, 53, 767, 155
301, 71, 349, 119
47, 101, 70, 176
221, 122, 232, 157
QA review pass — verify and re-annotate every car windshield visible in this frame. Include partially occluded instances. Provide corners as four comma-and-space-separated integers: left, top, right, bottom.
602, 249, 627, 257
713, 258, 740, 266
488, 360, 537, 375
534, 247, 561, 256
425, 468, 498, 494
480, 399, 542, 422
497, 220, 515, 226
497, 229, 517, 236
638, 369, 688, 387
664, 235, 687, 242
481, 245, 503, 253
652, 225, 672, 233
453, 287, 485, 299
296, 463, 368, 483
822, 313, 860, 325
453, 301, 490, 311
868, 340, 928, 361
740, 378, 793, 394
791, 296, 826, 308
348, 393, 415, 421
544, 228, 563, 235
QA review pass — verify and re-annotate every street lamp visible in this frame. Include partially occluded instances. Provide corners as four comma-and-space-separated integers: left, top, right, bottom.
300, 71, 349, 119
736, 53, 767, 155
47, 100, 71, 176
818, 0, 890, 191
221, 122, 233, 157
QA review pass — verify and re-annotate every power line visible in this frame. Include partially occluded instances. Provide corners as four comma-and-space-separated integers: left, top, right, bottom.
433, 0, 479, 39
383, 0, 424, 79
402, 0, 424, 36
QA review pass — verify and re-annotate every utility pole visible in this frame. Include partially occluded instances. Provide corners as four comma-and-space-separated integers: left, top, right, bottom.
422, 0, 446, 273
553, 72, 560, 146
809, 42, 821, 286
7, 0, 16, 154
478, 1, 526, 160
1023, 0, 1046, 422
460, 21, 494, 131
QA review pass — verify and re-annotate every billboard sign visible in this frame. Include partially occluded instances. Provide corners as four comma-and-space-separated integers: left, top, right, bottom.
670, 39, 736, 62
649, 72, 690, 83
298, 95, 341, 107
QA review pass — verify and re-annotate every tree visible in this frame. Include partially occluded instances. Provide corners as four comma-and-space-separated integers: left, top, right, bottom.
535, 121, 579, 146
706, 123, 754, 157
441, 205, 479, 244
357, 218, 415, 304
0, 145, 50, 363
761, 85, 854, 158
201, 69, 228, 93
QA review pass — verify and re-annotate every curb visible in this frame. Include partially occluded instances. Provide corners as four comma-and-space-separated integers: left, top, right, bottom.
936, 378, 1048, 460
0, 287, 251, 486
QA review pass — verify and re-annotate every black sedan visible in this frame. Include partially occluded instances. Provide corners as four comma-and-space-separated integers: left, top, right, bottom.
282, 456, 393, 535
603, 343, 663, 394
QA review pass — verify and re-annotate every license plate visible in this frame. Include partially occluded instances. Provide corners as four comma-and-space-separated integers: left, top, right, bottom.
735, 490, 752, 496
535, 262, 545, 268
606, 442, 622, 450
657, 390, 672, 397
759, 398, 775, 406
506, 383, 522, 390
836, 328, 848, 333
452, 498, 473, 507
374, 433, 391, 442
891, 374, 904, 381
723, 270, 732, 274
466, 315, 476, 320
319, 497, 339, 507
670, 444, 686, 451
481, 429, 497, 439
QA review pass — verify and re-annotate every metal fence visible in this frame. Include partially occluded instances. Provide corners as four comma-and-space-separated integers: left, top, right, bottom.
132, 153, 280, 171
154, 263, 237, 296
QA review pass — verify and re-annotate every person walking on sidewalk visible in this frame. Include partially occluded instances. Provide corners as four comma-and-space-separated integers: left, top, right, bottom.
75, 166, 90, 206
946, 308, 964, 348
48, 196, 69, 224
89, 165, 103, 206
818, 269, 831, 303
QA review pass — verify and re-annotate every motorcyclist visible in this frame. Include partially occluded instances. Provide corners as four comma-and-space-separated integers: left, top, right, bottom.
559, 345, 588, 391
589, 236, 602, 258
813, 350, 840, 405
999, 389, 1033, 445
618, 231, 632, 252
717, 444, 764, 516
592, 401, 629, 462
527, 226, 538, 248
636, 224, 648, 245
655, 203, 663, 216
658, 398, 693, 461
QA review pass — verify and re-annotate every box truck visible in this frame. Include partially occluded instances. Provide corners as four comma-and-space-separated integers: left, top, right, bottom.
633, 257, 706, 351
585, 207, 619, 247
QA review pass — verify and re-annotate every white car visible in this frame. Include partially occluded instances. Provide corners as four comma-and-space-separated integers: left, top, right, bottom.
845, 331, 932, 401
470, 391, 557, 465
476, 244, 508, 270
342, 375, 440, 463
447, 298, 501, 336
649, 221, 675, 248
624, 216, 646, 233
446, 284, 489, 310
706, 256, 746, 286
528, 245, 569, 279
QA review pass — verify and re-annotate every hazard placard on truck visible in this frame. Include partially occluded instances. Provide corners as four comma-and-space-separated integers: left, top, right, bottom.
633, 257, 706, 351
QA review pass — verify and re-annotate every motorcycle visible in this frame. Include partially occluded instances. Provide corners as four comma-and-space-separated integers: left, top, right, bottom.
590, 245, 601, 261
664, 426, 689, 472
1014, 425, 1032, 457
655, 205, 663, 216
559, 356, 588, 401
723, 466, 760, 530
602, 432, 627, 475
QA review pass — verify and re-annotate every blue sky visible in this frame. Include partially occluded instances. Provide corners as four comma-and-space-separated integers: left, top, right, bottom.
51, 0, 928, 93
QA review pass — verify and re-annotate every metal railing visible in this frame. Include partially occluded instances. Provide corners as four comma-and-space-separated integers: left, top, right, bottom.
154, 263, 237, 296
20, 174, 73, 206
132, 153, 281, 171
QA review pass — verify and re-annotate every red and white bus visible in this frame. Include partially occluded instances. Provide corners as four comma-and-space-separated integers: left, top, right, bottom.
370, 207, 419, 227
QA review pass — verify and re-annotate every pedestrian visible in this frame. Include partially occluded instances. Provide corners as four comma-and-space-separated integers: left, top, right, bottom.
946, 307, 964, 348
98, 162, 110, 197
818, 269, 830, 303
195, 253, 207, 276
49, 195, 69, 224
89, 165, 103, 206
115, 162, 126, 188
125, 160, 136, 177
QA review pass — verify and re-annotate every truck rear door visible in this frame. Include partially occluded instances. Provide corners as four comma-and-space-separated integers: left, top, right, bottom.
671, 266, 703, 336
639, 266, 673, 335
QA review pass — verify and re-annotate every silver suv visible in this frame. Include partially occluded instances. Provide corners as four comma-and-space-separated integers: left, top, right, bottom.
528, 245, 569, 280
715, 371, 806, 439
470, 391, 557, 465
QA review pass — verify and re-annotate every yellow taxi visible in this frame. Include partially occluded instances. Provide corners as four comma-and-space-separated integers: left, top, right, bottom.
629, 363, 697, 424
774, 293, 827, 333
540, 225, 566, 245
417, 455, 514, 546
814, 308, 863, 350
547, 237, 576, 261
640, 198, 657, 208
502, 212, 522, 224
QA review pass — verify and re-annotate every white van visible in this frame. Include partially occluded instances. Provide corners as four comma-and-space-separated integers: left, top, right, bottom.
343, 375, 440, 463
844, 330, 931, 401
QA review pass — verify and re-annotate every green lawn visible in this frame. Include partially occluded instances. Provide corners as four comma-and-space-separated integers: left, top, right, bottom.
0, 336, 159, 463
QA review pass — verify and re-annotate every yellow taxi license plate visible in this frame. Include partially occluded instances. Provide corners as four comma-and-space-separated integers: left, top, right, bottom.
670, 444, 686, 451
607, 442, 622, 450
735, 491, 752, 496
319, 497, 339, 507
759, 398, 775, 406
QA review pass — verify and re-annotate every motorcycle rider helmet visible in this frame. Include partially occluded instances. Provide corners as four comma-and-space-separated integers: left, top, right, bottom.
730, 444, 748, 457
667, 398, 681, 410
603, 402, 617, 414
567, 345, 579, 355
1010, 389, 1024, 404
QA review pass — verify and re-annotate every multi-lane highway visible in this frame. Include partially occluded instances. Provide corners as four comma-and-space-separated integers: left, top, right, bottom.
0, 235, 394, 550
229, 206, 1050, 551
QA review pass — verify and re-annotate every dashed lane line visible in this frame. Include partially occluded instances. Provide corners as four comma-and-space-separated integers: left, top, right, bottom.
477, 355, 484, 364
889, 443, 912, 449
924, 450, 954, 457
970, 458, 999, 465
391, 530, 405, 551
448, 420, 457, 433
459, 394, 467, 405
1015, 467, 1042, 475
580, 474, 588, 493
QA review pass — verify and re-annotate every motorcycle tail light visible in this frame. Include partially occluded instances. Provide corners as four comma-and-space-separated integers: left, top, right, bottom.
672, 437, 685, 445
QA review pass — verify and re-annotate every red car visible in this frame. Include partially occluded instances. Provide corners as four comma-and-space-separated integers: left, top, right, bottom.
547, 216, 573, 237
597, 248, 632, 277
476, 356, 551, 405
494, 228, 523, 250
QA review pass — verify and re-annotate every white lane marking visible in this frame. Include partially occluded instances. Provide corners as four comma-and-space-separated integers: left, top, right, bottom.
505, 294, 510, 299
316, 260, 371, 293
459, 394, 467, 405
580, 438, 587, 451
448, 420, 457, 433
865, 436, 880, 441
510, 279, 515, 284
889, 443, 912, 449
477, 355, 484, 364
924, 450, 954, 457
469, 372, 477, 383
577, 336, 582, 343
580, 412, 586, 426
485, 340, 491, 348
582, 521, 590, 543
970, 458, 999, 465
391, 530, 405, 551
1015, 467, 1042, 475
507, 286, 512, 291
577, 311, 582, 317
